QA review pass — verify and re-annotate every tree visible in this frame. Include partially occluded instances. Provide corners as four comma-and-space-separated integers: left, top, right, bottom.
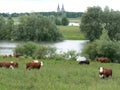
5, 17, 14, 40
95, 29, 120, 62
81, 29, 120, 62
61, 16, 69, 26
55, 18, 62, 25
80, 6, 120, 41
104, 10, 120, 41
16, 14, 64, 42
80, 6, 103, 41
0, 15, 6, 40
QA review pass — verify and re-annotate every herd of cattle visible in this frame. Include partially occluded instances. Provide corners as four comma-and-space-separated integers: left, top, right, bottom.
78, 57, 112, 79
0, 60, 43, 70
0, 55, 112, 79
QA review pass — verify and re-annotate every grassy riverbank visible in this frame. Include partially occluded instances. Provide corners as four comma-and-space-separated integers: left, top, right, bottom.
57, 26, 85, 40
0, 56, 119, 90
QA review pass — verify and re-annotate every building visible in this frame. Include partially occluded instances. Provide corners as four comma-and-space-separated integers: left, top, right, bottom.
61, 4, 65, 12
57, 4, 65, 12
57, 4, 60, 12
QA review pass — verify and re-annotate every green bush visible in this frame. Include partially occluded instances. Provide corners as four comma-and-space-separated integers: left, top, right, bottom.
81, 41, 98, 60
14, 41, 39, 56
81, 29, 120, 62
14, 41, 57, 59
61, 16, 69, 26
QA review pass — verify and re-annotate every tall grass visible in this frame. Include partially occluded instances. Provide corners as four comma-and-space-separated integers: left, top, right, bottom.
0, 56, 120, 90
57, 26, 85, 40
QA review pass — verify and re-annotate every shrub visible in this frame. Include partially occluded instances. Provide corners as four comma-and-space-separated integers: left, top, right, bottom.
61, 16, 69, 26
14, 41, 57, 59
81, 41, 98, 60
81, 29, 120, 62
14, 41, 39, 56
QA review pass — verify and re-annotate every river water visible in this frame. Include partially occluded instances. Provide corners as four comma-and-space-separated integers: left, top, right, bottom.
0, 40, 88, 55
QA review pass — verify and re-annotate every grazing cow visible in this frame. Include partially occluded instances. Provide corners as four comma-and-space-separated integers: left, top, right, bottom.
0, 61, 18, 69
26, 60, 43, 70
99, 67, 112, 78
79, 60, 90, 65
96, 57, 109, 63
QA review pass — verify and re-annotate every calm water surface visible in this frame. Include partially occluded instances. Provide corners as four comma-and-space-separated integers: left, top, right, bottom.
0, 40, 88, 55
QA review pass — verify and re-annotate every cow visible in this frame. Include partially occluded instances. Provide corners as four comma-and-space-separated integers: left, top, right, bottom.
99, 67, 112, 78
0, 61, 18, 69
26, 60, 43, 70
96, 57, 109, 63
79, 60, 90, 65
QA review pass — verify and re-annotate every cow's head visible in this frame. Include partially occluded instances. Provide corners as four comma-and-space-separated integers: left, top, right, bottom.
41, 61, 43, 66
99, 67, 103, 72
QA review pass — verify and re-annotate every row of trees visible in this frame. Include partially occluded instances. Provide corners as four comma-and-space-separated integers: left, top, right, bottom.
80, 6, 120, 62
0, 15, 64, 42
0, 12, 83, 18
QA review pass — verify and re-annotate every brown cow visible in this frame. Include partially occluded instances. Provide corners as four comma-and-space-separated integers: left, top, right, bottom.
99, 67, 112, 78
26, 60, 43, 70
96, 57, 109, 63
0, 61, 18, 69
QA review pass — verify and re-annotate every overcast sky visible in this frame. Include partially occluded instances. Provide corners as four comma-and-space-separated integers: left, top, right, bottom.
0, 0, 120, 13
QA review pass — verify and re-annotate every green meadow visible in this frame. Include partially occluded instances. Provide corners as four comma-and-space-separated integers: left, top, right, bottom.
0, 18, 119, 90
57, 26, 85, 40
0, 56, 120, 90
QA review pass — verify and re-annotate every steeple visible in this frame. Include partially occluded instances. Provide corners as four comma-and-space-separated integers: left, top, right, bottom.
57, 4, 60, 12
61, 4, 65, 12
57, 4, 65, 12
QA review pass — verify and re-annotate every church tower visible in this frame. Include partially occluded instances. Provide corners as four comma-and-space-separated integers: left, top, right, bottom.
61, 4, 65, 12
57, 4, 60, 12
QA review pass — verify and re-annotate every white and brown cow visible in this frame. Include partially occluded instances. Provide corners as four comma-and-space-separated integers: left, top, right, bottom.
26, 60, 43, 70
99, 67, 112, 78
0, 61, 18, 69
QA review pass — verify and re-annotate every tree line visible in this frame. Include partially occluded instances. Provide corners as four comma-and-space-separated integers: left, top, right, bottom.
0, 14, 64, 42
0, 12, 83, 18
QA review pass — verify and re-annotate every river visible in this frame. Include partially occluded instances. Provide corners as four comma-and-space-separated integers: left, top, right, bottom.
0, 40, 88, 55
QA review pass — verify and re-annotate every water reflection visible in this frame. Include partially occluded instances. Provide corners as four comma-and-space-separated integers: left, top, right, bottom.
0, 40, 88, 55
43, 40, 88, 54
68, 22, 79, 26
0, 41, 20, 55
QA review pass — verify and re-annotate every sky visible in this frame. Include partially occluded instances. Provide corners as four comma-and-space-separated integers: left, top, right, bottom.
0, 0, 120, 13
